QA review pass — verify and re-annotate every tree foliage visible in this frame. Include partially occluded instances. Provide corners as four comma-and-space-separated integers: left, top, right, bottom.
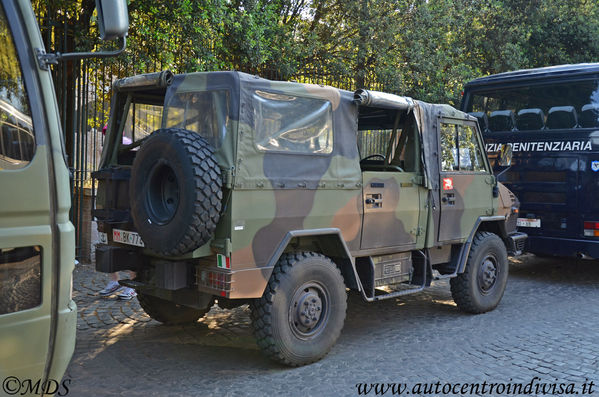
39, 0, 599, 106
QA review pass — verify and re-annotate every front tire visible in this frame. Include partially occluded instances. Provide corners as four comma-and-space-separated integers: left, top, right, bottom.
251, 252, 347, 366
137, 293, 213, 325
450, 232, 508, 314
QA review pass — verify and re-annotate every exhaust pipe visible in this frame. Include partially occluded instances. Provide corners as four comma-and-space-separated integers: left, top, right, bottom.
576, 252, 592, 260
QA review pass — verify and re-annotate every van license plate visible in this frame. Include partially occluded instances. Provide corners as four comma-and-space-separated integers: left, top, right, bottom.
112, 229, 145, 247
517, 218, 541, 228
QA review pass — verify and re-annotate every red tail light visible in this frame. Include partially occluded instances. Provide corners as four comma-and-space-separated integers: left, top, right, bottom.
583, 221, 599, 237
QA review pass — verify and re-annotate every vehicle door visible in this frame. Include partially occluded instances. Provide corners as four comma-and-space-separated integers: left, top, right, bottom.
437, 118, 494, 242
360, 112, 426, 250
0, 0, 61, 382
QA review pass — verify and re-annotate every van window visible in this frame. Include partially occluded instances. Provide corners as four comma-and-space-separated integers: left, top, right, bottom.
0, 246, 41, 314
0, 6, 35, 169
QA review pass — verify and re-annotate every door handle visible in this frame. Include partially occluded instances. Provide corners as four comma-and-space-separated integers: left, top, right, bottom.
365, 193, 383, 208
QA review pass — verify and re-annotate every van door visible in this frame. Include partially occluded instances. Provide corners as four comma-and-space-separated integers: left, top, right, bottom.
0, 1, 59, 382
438, 119, 494, 242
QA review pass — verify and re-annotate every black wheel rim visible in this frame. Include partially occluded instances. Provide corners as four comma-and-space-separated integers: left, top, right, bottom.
478, 254, 499, 295
288, 281, 329, 340
145, 162, 180, 225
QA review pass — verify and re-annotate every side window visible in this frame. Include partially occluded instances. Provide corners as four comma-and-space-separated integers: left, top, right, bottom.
390, 115, 419, 172
440, 123, 458, 171
457, 124, 486, 172
440, 122, 487, 172
253, 90, 333, 154
0, 246, 42, 314
0, 6, 35, 169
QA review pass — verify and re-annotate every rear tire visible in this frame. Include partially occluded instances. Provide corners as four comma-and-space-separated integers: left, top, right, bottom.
251, 252, 347, 366
137, 293, 213, 325
450, 232, 508, 314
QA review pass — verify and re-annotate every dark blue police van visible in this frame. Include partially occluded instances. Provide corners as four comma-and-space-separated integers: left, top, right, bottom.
461, 63, 599, 259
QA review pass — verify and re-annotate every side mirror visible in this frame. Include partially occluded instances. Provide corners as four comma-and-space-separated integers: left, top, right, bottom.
96, 0, 129, 41
498, 143, 513, 167
37, 0, 129, 69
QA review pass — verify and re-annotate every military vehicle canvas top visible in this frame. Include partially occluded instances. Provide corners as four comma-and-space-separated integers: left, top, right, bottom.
94, 70, 526, 366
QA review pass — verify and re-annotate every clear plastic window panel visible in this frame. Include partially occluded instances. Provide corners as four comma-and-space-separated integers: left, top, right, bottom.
253, 90, 333, 154
164, 90, 229, 149
123, 102, 164, 145
440, 123, 458, 171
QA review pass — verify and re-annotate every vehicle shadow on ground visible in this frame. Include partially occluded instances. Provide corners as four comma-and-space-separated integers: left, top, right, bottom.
509, 254, 599, 285
72, 255, 595, 374
71, 282, 463, 375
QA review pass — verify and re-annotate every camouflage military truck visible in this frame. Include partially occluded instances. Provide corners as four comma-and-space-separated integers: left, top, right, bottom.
93, 71, 526, 366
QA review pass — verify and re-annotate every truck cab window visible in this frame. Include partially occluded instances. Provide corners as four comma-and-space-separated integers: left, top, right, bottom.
440, 122, 486, 172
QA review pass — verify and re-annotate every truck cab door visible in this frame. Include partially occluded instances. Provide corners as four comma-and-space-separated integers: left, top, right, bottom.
437, 119, 493, 242
0, 1, 72, 383
360, 113, 426, 250
361, 171, 422, 249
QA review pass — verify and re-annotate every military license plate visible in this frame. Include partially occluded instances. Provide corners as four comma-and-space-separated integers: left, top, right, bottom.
112, 229, 145, 247
517, 218, 541, 228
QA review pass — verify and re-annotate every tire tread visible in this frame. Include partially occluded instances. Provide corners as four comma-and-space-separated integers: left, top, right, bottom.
450, 231, 506, 314
131, 128, 222, 256
250, 252, 346, 366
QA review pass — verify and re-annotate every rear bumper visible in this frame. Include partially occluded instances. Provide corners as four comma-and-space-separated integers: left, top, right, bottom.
526, 235, 599, 259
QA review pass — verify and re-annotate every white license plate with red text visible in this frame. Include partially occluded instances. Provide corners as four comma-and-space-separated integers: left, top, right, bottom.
112, 229, 145, 247
517, 218, 541, 228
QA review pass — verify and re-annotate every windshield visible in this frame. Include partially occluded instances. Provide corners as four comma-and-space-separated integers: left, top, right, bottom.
465, 78, 599, 131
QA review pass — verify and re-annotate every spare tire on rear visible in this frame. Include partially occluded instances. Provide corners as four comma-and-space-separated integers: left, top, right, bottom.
129, 128, 222, 255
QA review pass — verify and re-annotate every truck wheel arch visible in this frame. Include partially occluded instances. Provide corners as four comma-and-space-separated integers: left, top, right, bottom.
455, 216, 508, 274
265, 229, 360, 291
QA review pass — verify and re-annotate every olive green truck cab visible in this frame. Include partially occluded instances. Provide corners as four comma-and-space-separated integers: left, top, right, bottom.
94, 71, 526, 366
0, 0, 128, 390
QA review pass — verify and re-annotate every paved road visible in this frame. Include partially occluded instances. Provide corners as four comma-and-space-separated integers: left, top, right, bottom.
65, 255, 599, 396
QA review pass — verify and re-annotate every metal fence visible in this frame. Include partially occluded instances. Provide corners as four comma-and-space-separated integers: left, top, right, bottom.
34, 4, 395, 260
